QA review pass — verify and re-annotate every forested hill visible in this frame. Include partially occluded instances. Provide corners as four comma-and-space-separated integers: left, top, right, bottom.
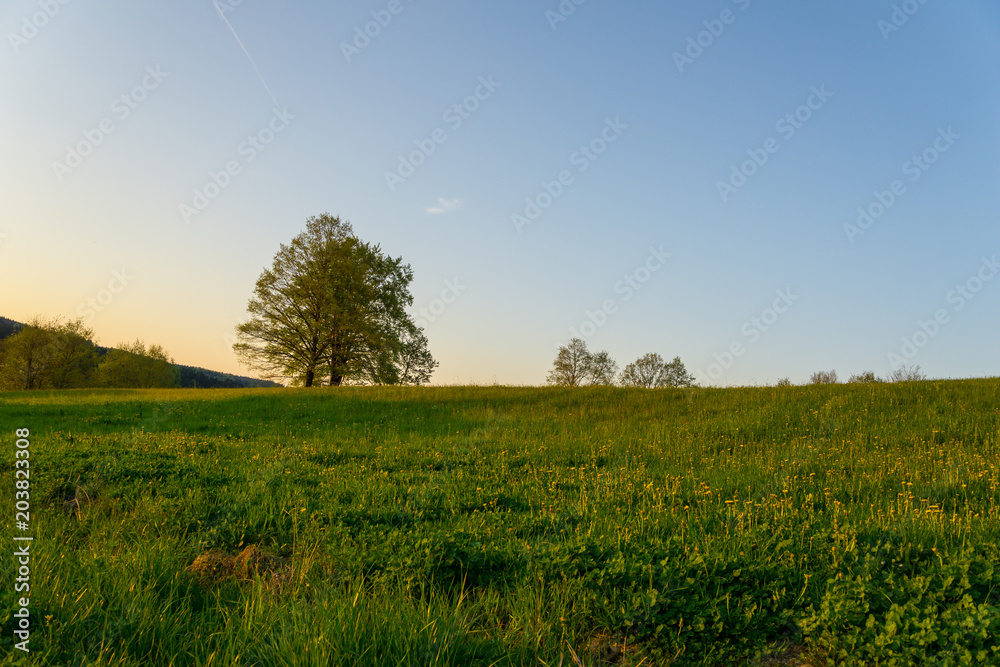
0, 316, 21, 340
0, 316, 280, 389
176, 365, 280, 389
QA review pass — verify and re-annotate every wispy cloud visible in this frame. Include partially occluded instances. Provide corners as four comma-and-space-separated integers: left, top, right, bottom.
426, 198, 461, 214
212, 0, 278, 105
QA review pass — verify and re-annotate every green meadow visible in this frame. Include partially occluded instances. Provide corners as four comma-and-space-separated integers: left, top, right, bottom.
1, 381, 999, 666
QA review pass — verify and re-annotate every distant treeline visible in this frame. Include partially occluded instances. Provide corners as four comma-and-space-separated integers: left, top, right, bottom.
0, 316, 279, 390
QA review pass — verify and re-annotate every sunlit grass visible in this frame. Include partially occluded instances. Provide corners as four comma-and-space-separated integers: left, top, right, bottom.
1, 380, 998, 665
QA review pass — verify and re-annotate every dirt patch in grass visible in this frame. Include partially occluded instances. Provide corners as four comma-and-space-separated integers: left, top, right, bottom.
187, 545, 290, 590
583, 634, 651, 666
755, 643, 815, 666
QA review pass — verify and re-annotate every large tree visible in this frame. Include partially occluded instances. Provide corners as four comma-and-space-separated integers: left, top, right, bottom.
234, 214, 436, 387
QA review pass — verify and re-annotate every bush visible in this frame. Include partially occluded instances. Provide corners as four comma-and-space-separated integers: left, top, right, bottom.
886, 365, 927, 382
809, 370, 838, 385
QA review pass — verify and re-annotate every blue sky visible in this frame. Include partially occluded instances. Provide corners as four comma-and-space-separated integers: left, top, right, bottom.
2, 0, 998, 385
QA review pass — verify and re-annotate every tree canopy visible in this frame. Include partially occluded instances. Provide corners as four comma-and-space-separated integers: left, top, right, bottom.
619, 353, 696, 388
546, 338, 617, 386
234, 214, 437, 387
94, 339, 180, 389
0, 316, 96, 390
0, 317, 180, 390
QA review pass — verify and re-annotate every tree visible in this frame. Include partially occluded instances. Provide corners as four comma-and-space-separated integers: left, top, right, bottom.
886, 365, 926, 382
95, 340, 180, 388
0, 316, 97, 390
587, 350, 618, 386
619, 353, 663, 388
661, 356, 697, 388
546, 338, 591, 386
47, 319, 98, 388
545, 338, 615, 386
809, 370, 838, 385
619, 353, 695, 388
0, 318, 59, 390
234, 214, 435, 387
235, 216, 351, 387
323, 240, 434, 386
848, 371, 882, 384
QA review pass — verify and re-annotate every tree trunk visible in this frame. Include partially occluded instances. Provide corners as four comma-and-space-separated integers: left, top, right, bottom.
304, 333, 320, 387
328, 338, 347, 386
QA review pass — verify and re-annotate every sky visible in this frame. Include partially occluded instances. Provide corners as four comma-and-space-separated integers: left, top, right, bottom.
2, 0, 998, 386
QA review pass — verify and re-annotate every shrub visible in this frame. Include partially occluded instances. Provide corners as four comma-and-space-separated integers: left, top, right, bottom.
886, 365, 927, 382
809, 370, 838, 385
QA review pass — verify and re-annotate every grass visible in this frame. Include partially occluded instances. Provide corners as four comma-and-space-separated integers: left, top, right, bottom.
1, 380, 999, 665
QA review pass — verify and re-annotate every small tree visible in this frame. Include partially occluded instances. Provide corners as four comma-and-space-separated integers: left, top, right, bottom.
886, 365, 926, 382
619, 353, 695, 388
546, 338, 614, 386
587, 350, 618, 386
619, 353, 662, 388
848, 371, 882, 384
776, 377, 792, 387
0, 316, 97, 390
46, 319, 98, 389
809, 370, 838, 385
0, 319, 57, 390
546, 338, 590, 386
662, 356, 697, 388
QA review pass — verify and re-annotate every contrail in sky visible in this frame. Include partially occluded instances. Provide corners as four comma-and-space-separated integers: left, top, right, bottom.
212, 0, 279, 106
